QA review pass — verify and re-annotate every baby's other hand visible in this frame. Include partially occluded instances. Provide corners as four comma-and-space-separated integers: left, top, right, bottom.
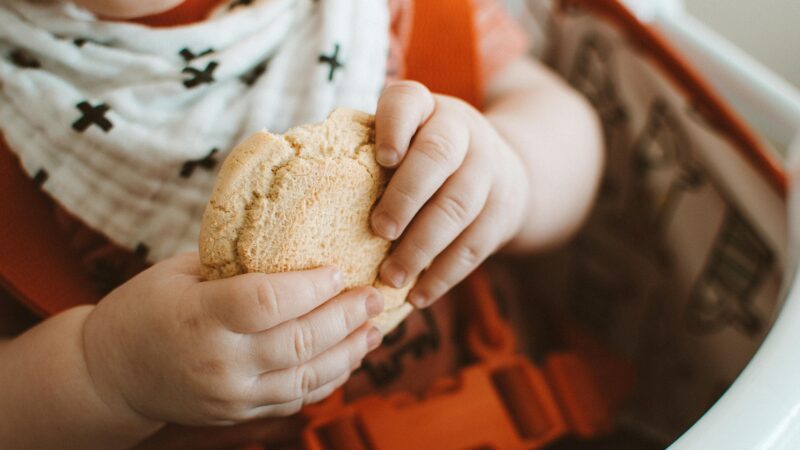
372, 81, 529, 308
82, 253, 383, 426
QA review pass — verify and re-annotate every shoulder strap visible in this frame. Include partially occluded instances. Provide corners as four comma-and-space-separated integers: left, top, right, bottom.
404, 0, 484, 108
0, 138, 100, 317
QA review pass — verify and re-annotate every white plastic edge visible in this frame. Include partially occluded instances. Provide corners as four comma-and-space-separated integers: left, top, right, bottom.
671, 133, 800, 449
621, 2, 800, 448
648, 4, 800, 150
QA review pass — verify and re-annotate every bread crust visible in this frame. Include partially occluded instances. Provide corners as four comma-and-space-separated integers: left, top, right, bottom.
199, 109, 413, 333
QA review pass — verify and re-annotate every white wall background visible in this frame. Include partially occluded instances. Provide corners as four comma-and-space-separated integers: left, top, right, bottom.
683, 0, 800, 88
506, 0, 800, 143
506, 0, 799, 88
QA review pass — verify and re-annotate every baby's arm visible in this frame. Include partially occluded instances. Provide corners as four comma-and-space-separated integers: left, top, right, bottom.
0, 254, 382, 448
485, 57, 604, 253
0, 306, 161, 449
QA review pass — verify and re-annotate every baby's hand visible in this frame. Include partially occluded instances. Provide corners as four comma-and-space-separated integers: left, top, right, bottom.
81, 253, 383, 426
372, 81, 529, 308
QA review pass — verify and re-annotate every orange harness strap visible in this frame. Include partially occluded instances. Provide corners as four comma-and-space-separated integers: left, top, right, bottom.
300, 271, 629, 450
404, 0, 483, 108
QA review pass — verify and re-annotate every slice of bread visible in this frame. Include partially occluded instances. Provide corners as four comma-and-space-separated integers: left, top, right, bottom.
199, 109, 413, 334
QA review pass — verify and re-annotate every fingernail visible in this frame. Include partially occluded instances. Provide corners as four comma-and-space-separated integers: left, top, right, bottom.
331, 268, 343, 289
409, 291, 428, 308
367, 327, 383, 351
372, 212, 398, 240
365, 290, 384, 317
376, 146, 399, 167
381, 261, 407, 288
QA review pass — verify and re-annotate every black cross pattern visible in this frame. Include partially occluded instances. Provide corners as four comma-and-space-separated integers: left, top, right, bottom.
72, 101, 113, 133
182, 61, 218, 89
180, 148, 219, 178
72, 37, 105, 48
685, 209, 774, 337
357, 309, 440, 387
134, 243, 150, 260
228, 0, 253, 10
9, 49, 41, 69
179, 47, 214, 63
318, 43, 344, 82
32, 168, 49, 186
633, 99, 706, 228
240, 59, 270, 86
51, 35, 104, 48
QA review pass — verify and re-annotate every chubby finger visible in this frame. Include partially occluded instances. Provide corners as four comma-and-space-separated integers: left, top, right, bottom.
249, 371, 352, 419
162, 251, 204, 274
379, 154, 491, 289
250, 287, 383, 370
371, 100, 470, 242
253, 325, 382, 405
199, 266, 344, 333
375, 80, 435, 167
409, 197, 506, 308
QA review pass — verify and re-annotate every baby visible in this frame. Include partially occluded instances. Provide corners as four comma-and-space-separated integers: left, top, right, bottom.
0, 0, 602, 448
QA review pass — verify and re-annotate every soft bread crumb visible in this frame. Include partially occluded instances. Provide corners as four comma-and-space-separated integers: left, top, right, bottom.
199, 109, 413, 333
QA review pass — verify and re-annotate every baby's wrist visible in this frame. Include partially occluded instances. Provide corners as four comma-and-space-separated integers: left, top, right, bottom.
78, 306, 166, 438
505, 154, 531, 245
0, 305, 163, 447
487, 124, 531, 248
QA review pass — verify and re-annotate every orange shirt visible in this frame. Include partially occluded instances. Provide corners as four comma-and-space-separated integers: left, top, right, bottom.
133, 0, 528, 90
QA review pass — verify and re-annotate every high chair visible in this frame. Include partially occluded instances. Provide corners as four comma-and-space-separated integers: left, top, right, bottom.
299, 0, 798, 447
2, 0, 799, 448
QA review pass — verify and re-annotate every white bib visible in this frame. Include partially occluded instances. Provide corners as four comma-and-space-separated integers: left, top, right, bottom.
0, 0, 389, 261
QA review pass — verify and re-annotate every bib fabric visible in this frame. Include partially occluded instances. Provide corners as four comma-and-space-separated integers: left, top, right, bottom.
0, 0, 389, 261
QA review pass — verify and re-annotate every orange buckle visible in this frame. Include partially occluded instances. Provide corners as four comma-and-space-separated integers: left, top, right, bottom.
461, 270, 633, 440
544, 352, 615, 438
299, 270, 631, 449
302, 356, 568, 450
460, 269, 517, 360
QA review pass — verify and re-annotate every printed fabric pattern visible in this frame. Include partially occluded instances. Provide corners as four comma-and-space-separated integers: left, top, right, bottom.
0, 0, 389, 262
